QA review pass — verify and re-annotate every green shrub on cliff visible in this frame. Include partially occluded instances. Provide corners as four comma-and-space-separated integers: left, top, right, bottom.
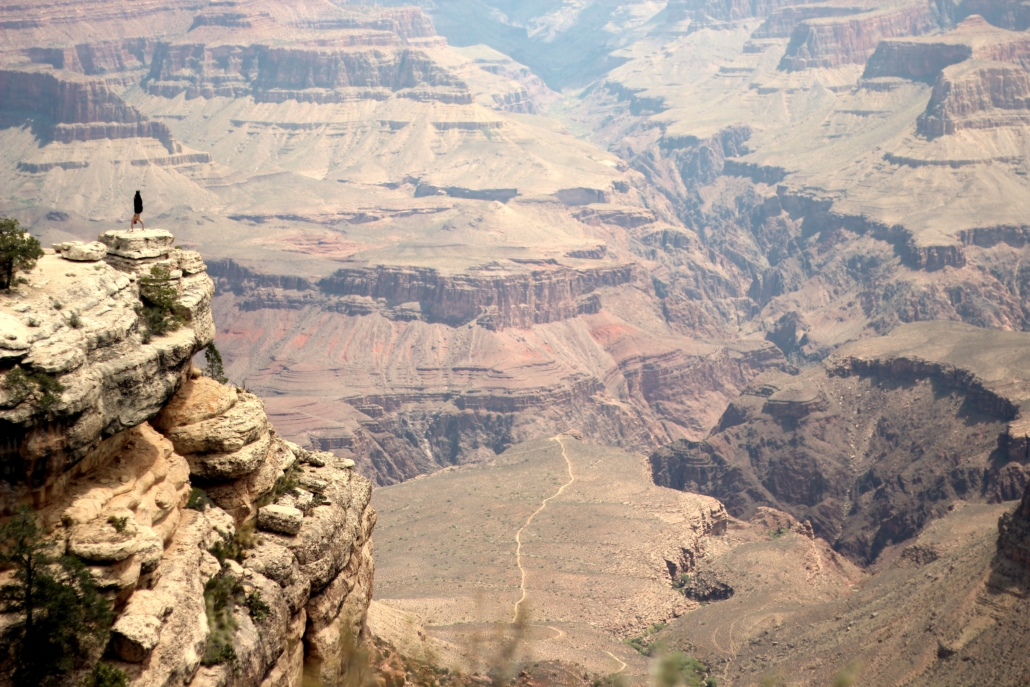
139, 265, 184, 337
4, 367, 66, 412
0, 507, 113, 687
80, 662, 128, 687
201, 571, 243, 671
0, 218, 43, 290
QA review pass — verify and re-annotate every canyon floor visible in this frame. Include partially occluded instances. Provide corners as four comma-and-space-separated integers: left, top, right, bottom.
371, 435, 859, 683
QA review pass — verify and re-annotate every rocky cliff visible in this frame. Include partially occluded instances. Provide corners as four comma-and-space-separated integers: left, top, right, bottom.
917, 59, 1030, 135
0, 66, 175, 149
650, 321, 1030, 564
778, 1, 942, 71
0, 230, 375, 687
145, 42, 465, 103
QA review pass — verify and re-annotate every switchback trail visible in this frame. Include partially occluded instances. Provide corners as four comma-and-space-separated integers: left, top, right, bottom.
511, 435, 576, 623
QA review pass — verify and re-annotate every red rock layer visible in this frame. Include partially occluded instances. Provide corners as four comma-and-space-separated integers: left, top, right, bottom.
779, 1, 941, 71
918, 60, 1030, 135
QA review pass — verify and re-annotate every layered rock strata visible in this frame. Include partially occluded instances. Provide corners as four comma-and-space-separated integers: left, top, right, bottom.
0, 230, 375, 687
917, 59, 1030, 135
778, 1, 942, 71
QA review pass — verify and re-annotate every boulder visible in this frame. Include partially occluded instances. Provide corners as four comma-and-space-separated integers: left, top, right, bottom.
67, 509, 140, 562
155, 376, 238, 430
62, 241, 107, 262
258, 505, 304, 536
111, 614, 163, 662
244, 542, 298, 586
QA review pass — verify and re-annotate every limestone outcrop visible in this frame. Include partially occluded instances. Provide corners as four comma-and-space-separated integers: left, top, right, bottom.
0, 230, 375, 687
0, 230, 213, 504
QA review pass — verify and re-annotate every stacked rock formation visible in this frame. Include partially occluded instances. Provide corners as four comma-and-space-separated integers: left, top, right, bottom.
0, 229, 375, 687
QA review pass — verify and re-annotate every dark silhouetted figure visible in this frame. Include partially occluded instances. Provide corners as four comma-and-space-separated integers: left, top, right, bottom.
131, 191, 145, 231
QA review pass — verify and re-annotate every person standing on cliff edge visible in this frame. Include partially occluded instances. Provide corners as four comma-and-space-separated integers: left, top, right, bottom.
131, 190, 145, 231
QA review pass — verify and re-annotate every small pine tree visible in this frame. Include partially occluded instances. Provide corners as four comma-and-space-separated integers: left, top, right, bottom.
138, 266, 184, 337
0, 508, 113, 687
0, 218, 43, 290
204, 343, 228, 384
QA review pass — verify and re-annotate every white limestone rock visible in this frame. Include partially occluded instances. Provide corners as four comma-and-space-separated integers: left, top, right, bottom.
63, 241, 107, 262
111, 614, 163, 662
258, 505, 304, 536
98, 229, 175, 259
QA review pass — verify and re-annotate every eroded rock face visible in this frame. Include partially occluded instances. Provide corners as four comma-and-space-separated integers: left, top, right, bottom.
0, 233, 376, 687
0, 230, 214, 506
778, 1, 942, 71
917, 60, 1030, 135
998, 480, 1030, 571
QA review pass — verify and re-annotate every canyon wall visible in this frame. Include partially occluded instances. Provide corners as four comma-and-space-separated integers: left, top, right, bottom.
0, 230, 375, 687
778, 3, 943, 71
917, 59, 1030, 135
146, 42, 465, 102
650, 322, 1030, 564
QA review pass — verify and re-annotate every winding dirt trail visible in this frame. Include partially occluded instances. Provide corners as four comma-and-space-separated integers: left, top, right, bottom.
604, 651, 627, 674
511, 435, 576, 623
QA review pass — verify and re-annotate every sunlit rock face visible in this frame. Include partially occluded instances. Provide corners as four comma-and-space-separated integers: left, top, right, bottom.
0, 233, 376, 687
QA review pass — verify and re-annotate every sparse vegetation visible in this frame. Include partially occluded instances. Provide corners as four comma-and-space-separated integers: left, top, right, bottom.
0, 507, 113, 687
138, 265, 184, 337
4, 367, 66, 412
68, 312, 83, 329
261, 460, 302, 507
0, 218, 43, 290
245, 590, 270, 622
106, 515, 128, 533
80, 662, 128, 687
770, 527, 789, 540
625, 623, 666, 656
832, 660, 864, 687
185, 487, 214, 511
201, 570, 244, 671
208, 521, 259, 565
